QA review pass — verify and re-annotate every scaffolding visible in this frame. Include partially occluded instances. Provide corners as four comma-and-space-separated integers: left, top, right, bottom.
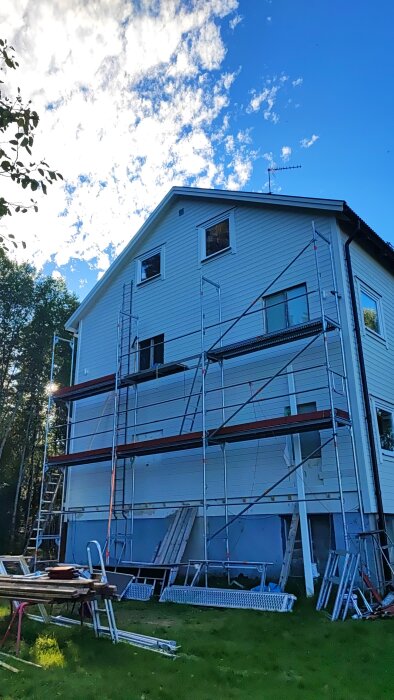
32, 222, 366, 590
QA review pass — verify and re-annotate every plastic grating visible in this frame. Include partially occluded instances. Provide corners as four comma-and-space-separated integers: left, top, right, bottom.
159, 586, 296, 612
123, 582, 154, 601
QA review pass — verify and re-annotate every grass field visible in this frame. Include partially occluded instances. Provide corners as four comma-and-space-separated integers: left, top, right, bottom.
1, 595, 394, 699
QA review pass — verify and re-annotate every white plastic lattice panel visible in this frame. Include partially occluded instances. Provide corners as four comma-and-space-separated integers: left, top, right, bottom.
123, 582, 154, 601
159, 586, 296, 612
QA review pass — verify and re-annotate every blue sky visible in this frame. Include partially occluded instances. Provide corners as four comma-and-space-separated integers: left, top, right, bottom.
2, 0, 393, 298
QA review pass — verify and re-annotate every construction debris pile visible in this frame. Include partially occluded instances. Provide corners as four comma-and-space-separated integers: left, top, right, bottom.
0, 565, 117, 605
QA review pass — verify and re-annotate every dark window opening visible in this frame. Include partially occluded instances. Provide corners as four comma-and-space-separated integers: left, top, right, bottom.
285, 401, 321, 460
377, 407, 394, 452
264, 284, 309, 333
138, 334, 164, 371
205, 219, 230, 257
140, 252, 161, 282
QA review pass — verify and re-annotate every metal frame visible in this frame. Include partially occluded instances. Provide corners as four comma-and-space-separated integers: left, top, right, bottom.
25, 334, 74, 569
35, 223, 367, 593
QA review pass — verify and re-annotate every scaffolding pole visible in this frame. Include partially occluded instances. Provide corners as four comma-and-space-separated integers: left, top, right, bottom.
42, 222, 364, 575
287, 366, 314, 597
312, 222, 348, 548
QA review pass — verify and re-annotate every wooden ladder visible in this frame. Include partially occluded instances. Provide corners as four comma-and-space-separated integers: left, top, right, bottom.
278, 510, 300, 591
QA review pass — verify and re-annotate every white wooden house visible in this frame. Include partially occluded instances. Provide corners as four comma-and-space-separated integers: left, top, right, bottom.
44, 187, 394, 593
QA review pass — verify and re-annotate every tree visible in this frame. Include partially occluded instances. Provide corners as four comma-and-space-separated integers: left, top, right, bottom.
0, 38, 63, 251
0, 249, 78, 552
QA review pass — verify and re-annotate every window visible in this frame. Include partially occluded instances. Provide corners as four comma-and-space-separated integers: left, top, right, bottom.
376, 406, 394, 453
285, 401, 321, 460
199, 211, 235, 260
263, 284, 309, 334
206, 219, 230, 257
137, 248, 163, 284
298, 402, 321, 460
138, 334, 164, 371
359, 287, 382, 335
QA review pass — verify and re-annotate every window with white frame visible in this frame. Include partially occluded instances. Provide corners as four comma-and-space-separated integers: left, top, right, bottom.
376, 405, 394, 453
199, 211, 235, 261
137, 247, 163, 284
138, 334, 164, 371
263, 284, 309, 334
359, 284, 383, 336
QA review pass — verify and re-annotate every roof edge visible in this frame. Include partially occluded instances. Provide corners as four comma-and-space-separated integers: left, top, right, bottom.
65, 187, 391, 332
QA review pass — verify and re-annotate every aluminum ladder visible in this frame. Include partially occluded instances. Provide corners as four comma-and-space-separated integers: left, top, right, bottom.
87, 540, 119, 643
316, 549, 360, 621
24, 466, 64, 568
278, 510, 300, 591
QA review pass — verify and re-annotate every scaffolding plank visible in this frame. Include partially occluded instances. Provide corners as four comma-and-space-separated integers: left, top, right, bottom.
207, 319, 337, 363
121, 362, 188, 385
51, 362, 188, 402
53, 374, 116, 402
153, 507, 197, 565
159, 586, 297, 612
47, 409, 349, 467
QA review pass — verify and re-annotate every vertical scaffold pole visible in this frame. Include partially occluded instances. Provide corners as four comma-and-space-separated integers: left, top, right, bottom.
106, 312, 121, 565
326, 233, 366, 533
312, 222, 348, 548
287, 366, 314, 596
59, 336, 75, 562
200, 277, 208, 573
34, 333, 57, 569
217, 285, 230, 575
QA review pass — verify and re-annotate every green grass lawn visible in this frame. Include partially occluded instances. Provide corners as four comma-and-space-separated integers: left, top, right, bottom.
1, 595, 393, 700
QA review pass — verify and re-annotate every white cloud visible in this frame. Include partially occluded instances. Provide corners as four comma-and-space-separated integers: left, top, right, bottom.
229, 13, 243, 29
246, 74, 295, 124
51, 269, 64, 281
247, 85, 280, 123
1, 0, 250, 275
300, 134, 319, 148
281, 146, 292, 162
292, 78, 303, 87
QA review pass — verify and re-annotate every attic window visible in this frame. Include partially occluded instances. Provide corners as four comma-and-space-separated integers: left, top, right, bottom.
137, 247, 163, 284
199, 211, 235, 261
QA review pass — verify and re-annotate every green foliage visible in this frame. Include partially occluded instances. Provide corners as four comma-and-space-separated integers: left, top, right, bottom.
32, 634, 65, 669
0, 248, 78, 551
0, 38, 63, 251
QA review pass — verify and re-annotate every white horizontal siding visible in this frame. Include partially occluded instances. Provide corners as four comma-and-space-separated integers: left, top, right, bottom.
66, 200, 360, 520
342, 233, 394, 513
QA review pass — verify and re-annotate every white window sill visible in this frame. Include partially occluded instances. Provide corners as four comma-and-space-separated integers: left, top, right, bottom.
137, 274, 162, 287
201, 246, 232, 263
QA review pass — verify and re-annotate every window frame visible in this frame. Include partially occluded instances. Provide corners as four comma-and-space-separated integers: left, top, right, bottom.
136, 246, 164, 285
199, 210, 235, 262
372, 398, 394, 458
262, 283, 310, 334
285, 400, 322, 461
138, 333, 164, 371
356, 279, 385, 341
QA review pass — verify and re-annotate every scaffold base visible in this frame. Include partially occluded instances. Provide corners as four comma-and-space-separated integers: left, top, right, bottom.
159, 586, 296, 612
123, 582, 155, 601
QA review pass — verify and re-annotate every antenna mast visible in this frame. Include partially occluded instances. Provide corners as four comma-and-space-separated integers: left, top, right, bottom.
268, 165, 302, 194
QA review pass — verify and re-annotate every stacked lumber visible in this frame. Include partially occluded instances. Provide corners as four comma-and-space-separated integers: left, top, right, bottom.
0, 573, 117, 604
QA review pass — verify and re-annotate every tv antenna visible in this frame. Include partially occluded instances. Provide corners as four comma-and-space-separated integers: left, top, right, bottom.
267, 165, 301, 194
